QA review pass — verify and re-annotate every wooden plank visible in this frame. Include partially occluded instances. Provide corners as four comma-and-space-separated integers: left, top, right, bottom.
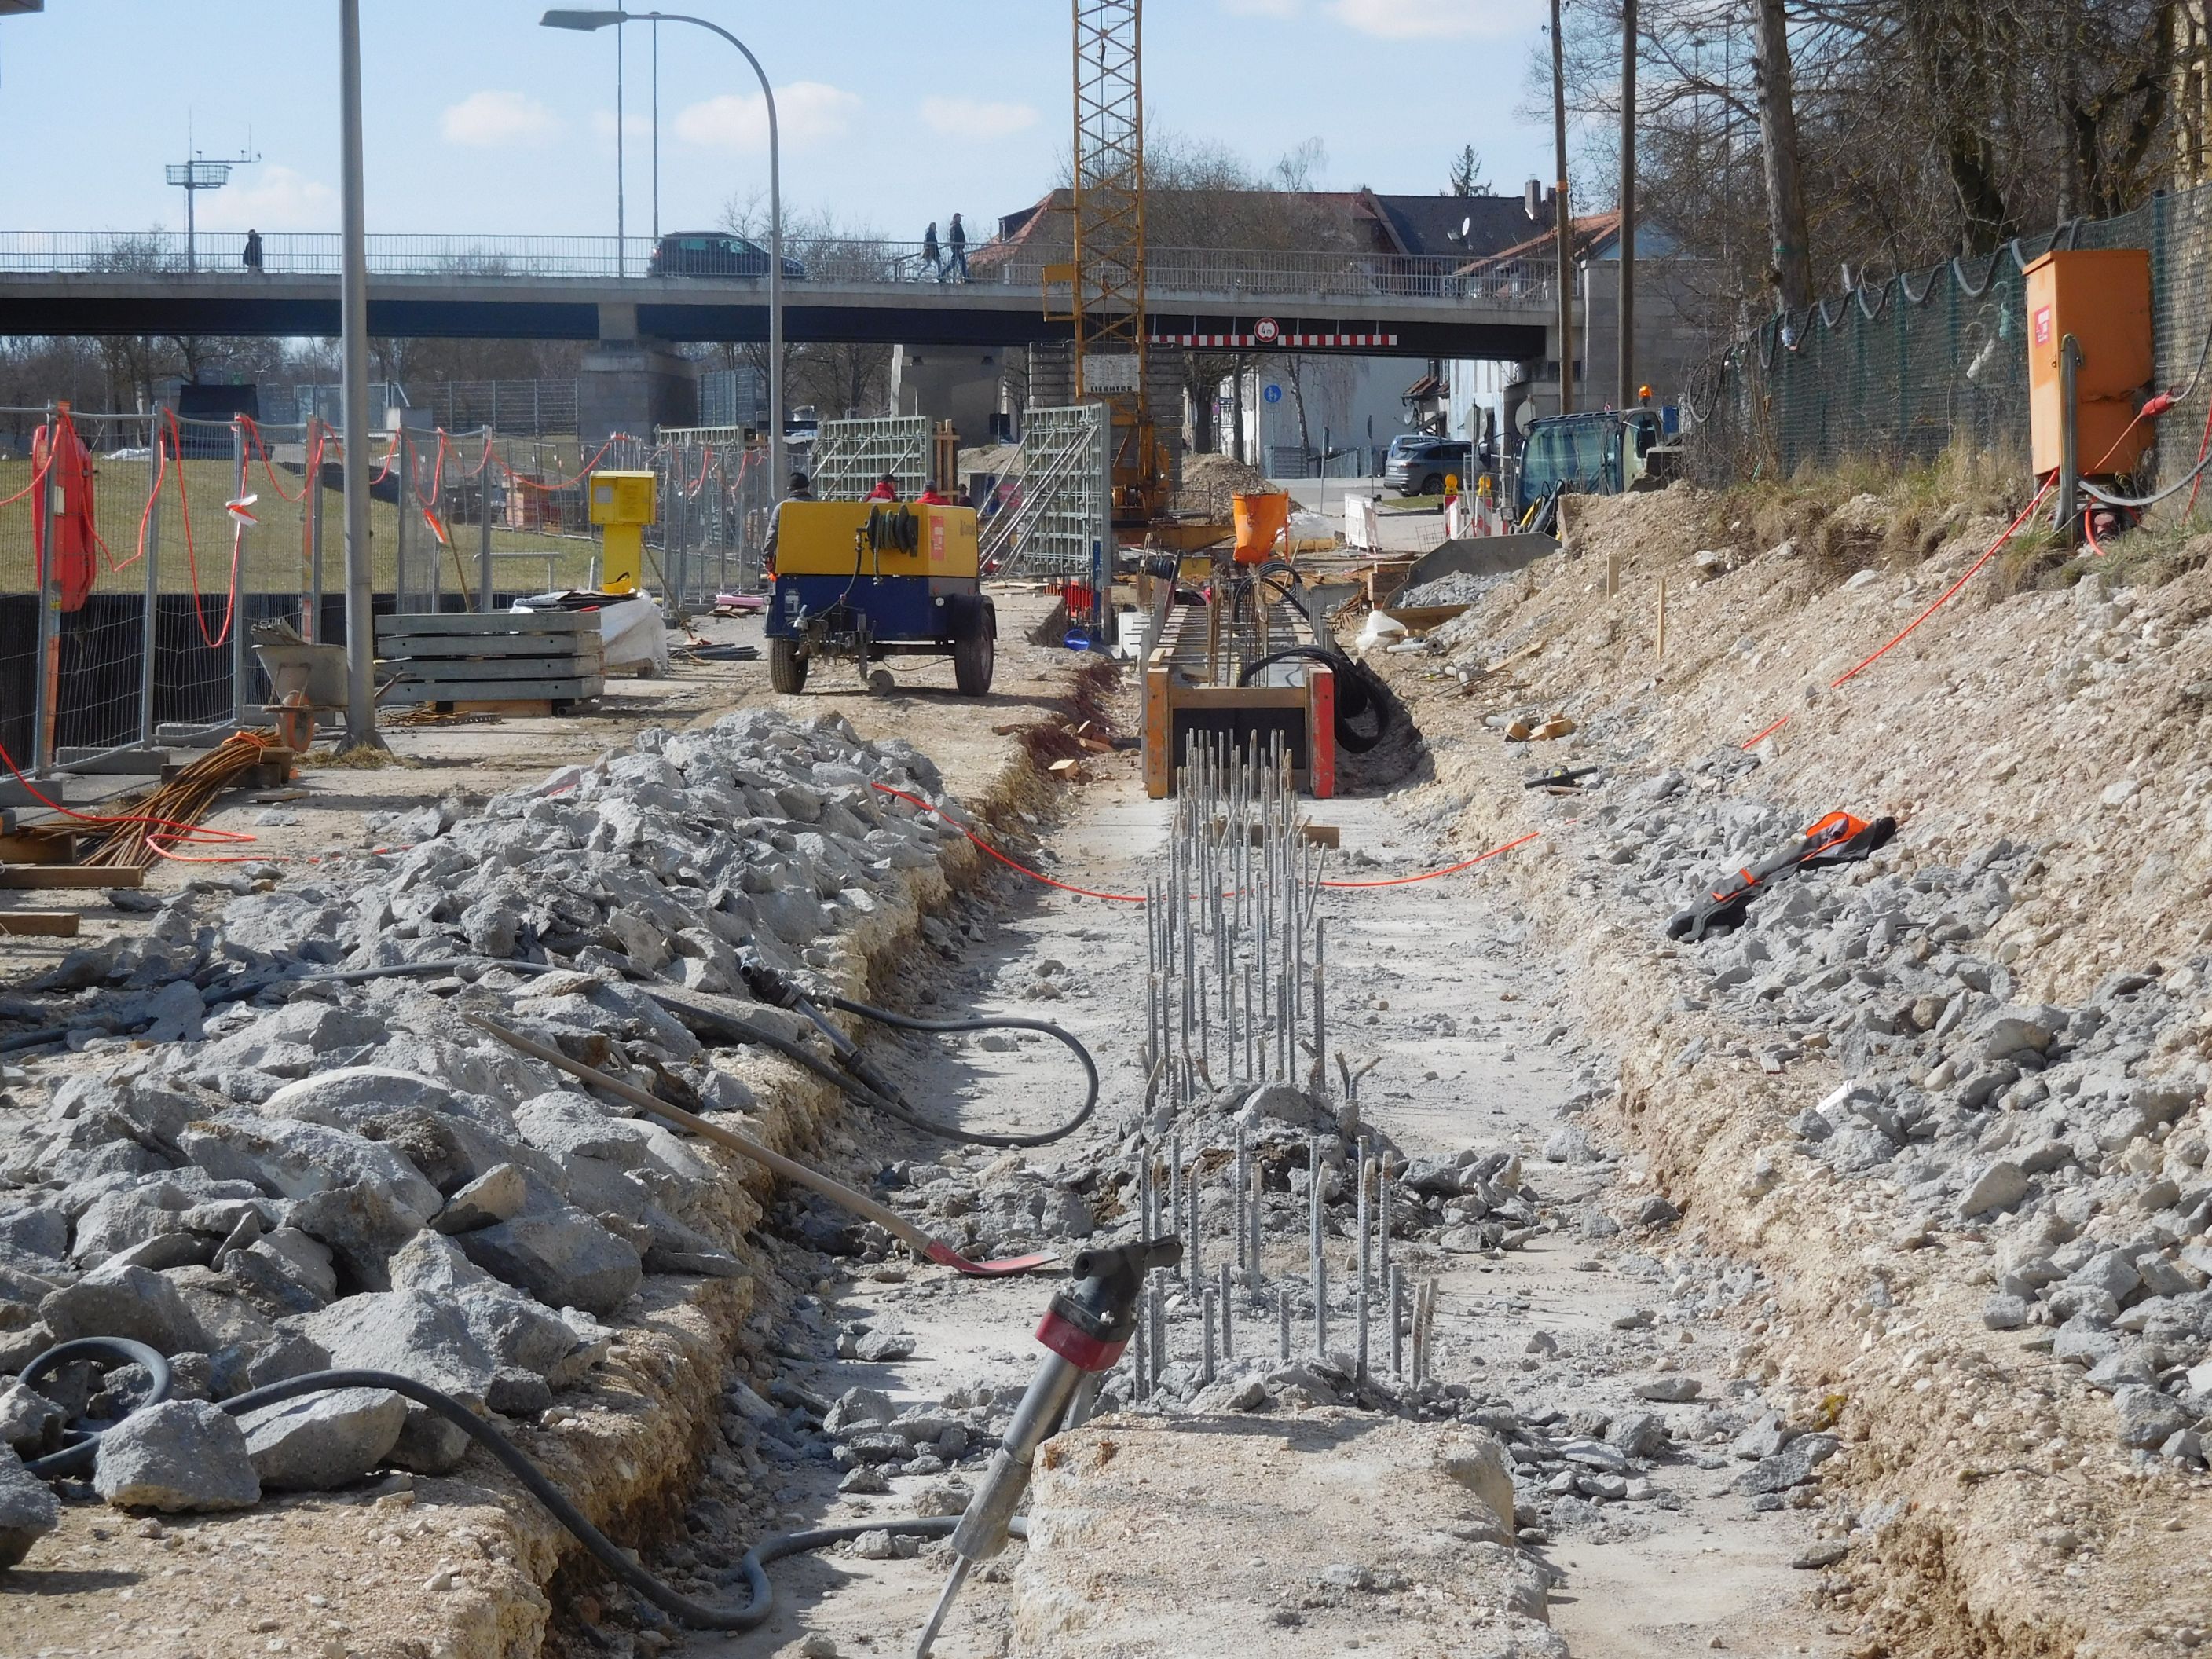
0, 865, 144, 889
447, 699, 554, 716
377, 634, 606, 661
0, 912, 80, 938
383, 676, 602, 705
386, 657, 606, 684
375, 611, 595, 639
1382, 603, 1470, 632
0, 833, 78, 866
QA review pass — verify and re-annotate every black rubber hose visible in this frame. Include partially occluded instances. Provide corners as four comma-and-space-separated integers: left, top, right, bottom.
17, 1350, 1013, 1632
661, 991, 1097, 1150
214, 1368, 975, 1630
19, 1337, 172, 1477
1236, 646, 1395, 754
826, 994, 1101, 1148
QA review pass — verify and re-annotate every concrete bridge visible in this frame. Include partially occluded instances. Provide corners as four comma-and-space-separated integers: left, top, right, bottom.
0, 230, 1554, 361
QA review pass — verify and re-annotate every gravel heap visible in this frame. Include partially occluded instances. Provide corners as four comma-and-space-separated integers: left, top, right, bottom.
0, 709, 990, 1536
1564, 754, 2212, 1463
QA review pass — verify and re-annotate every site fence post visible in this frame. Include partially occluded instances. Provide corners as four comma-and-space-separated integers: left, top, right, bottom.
478, 426, 495, 613
140, 427, 163, 750
308, 420, 325, 641
231, 419, 251, 731
395, 430, 411, 613
31, 404, 61, 775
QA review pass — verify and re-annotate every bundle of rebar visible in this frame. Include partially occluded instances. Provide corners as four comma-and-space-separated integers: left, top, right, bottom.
82, 731, 276, 870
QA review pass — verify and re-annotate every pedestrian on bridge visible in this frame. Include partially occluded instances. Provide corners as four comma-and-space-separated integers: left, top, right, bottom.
920, 222, 942, 282
946, 213, 968, 282
242, 229, 265, 276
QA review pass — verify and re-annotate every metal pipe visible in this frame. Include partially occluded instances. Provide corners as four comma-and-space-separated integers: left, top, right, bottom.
230, 420, 251, 729
138, 430, 161, 748
338, 0, 378, 749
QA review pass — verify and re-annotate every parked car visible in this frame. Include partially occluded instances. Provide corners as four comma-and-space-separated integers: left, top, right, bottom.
646, 231, 806, 280
1384, 437, 1477, 497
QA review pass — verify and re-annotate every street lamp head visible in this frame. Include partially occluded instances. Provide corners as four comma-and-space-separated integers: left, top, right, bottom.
540, 9, 628, 31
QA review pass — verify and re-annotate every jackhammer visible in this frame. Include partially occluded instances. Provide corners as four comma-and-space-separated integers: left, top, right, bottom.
912, 1234, 1182, 1657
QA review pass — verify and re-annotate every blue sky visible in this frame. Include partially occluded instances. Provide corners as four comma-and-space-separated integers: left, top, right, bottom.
0, 1, 1557, 242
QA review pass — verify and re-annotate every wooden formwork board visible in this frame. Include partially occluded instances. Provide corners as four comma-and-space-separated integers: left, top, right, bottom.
0, 913, 79, 938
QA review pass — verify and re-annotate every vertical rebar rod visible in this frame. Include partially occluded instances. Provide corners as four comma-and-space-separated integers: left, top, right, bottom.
1148, 1269, 1166, 1394
1188, 1161, 1202, 1295
1169, 1130, 1182, 1240
1310, 1137, 1328, 1359
1389, 1265, 1405, 1377
1201, 1287, 1217, 1386
1248, 1155, 1262, 1295
1377, 1163, 1390, 1293
1313, 918, 1328, 1097
1218, 1261, 1233, 1360
1355, 1140, 1371, 1380
1233, 1130, 1248, 1272
1278, 1283, 1291, 1361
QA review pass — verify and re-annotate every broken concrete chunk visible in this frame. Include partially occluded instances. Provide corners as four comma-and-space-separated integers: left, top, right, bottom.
1960, 1159, 2030, 1218
455, 1198, 642, 1318
40, 1263, 208, 1357
93, 1399, 260, 1512
430, 1164, 528, 1235
1732, 1431, 1839, 1495
238, 1386, 406, 1491
0, 1445, 60, 1567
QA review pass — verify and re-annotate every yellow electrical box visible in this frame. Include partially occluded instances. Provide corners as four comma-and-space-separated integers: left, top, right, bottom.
2024, 250, 2152, 482
586, 469, 657, 593
769, 500, 980, 580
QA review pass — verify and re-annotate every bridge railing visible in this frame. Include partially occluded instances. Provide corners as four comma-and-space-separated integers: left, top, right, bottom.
0, 231, 1555, 308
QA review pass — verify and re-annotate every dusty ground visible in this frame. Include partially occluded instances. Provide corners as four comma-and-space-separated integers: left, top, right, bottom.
1366, 484, 2212, 1658
0, 592, 1103, 1659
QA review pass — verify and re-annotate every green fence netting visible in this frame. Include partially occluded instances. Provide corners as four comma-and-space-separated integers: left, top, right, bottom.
1683, 185, 2212, 492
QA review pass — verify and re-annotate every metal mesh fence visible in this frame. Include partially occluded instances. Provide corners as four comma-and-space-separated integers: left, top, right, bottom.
983, 406, 1110, 580
1682, 183, 2212, 489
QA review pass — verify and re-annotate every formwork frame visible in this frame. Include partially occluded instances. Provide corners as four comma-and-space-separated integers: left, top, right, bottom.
811, 416, 931, 501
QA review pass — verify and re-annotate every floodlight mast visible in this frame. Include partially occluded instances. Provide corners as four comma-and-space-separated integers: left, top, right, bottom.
163, 149, 258, 272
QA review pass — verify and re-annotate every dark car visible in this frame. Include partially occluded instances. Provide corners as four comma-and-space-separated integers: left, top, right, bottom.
646, 231, 806, 280
1383, 437, 1476, 497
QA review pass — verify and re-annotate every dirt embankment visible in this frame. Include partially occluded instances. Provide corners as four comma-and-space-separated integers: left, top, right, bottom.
1371, 485, 2212, 1659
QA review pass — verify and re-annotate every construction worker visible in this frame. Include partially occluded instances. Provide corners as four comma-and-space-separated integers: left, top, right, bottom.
919, 221, 941, 282
945, 213, 968, 283
763, 471, 812, 577
917, 481, 953, 505
866, 473, 899, 501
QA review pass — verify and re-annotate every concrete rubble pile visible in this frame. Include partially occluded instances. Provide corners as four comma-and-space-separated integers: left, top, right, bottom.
1560, 756, 2212, 1465
0, 709, 998, 1544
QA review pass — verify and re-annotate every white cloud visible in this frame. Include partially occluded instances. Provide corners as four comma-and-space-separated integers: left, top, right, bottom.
1222, 0, 1300, 16
441, 90, 559, 148
1326, 0, 1545, 38
197, 167, 338, 233
674, 82, 860, 152
919, 97, 1039, 141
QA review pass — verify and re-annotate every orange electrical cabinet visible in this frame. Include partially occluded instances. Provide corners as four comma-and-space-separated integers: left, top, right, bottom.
2024, 248, 2152, 480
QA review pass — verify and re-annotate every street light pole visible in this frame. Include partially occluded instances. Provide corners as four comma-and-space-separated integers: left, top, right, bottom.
338, 0, 379, 748
1550, 0, 1576, 416
544, 9, 784, 510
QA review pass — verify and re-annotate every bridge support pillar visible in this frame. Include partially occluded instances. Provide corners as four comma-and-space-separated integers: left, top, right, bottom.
577, 336, 697, 444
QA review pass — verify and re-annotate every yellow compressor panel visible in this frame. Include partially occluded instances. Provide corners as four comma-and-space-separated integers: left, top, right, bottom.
771, 500, 980, 580
588, 470, 657, 526
2024, 250, 2152, 480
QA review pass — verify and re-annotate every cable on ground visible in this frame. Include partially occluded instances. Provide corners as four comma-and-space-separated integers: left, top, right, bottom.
10, 1336, 1005, 1632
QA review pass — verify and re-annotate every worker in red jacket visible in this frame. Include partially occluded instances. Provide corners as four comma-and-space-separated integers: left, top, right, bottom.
865, 473, 899, 501
916, 482, 953, 505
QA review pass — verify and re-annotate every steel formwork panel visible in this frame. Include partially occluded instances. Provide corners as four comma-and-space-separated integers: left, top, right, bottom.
811, 416, 930, 502
995, 405, 1108, 578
